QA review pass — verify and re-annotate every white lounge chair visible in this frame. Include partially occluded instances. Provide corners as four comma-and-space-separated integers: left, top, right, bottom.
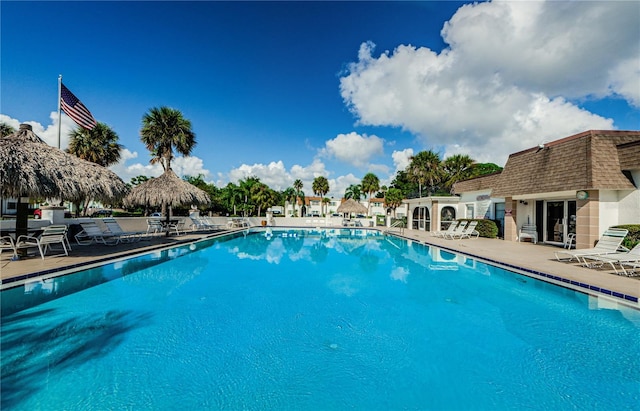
445, 221, 476, 240
103, 218, 144, 242
580, 243, 640, 275
432, 221, 459, 238
1, 235, 17, 259
75, 221, 120, 245
16, 225, 70, 259
554, 228, 628, 262
442, 221, 467, 239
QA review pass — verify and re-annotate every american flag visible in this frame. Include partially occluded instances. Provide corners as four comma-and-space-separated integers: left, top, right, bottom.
60, 83, 97, 130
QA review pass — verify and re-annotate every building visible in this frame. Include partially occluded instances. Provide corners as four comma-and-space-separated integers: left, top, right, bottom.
492, 130, 639, 249
447, 130, 639, 249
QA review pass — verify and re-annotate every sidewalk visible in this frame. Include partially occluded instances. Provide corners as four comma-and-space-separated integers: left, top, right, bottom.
400, 228, 639, 306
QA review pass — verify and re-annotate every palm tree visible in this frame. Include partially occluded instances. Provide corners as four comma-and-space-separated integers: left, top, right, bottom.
281, 187, 297, 216
239, 176, 260, 217
67, 123, 123, 167
221, 183, 243, 215
293, 179, 303, 217
0, 122, 16, 137
140, 106, 195, 172
312, 176, 330, 215
140, 106, 195, 216
442, 154, 475, 193
407, 150, 443, 197
385, 188, 404, 218
361, 173, 380, 216
67, 122, 123, 215
344, 184, 362, 201
251, 182, 272, 217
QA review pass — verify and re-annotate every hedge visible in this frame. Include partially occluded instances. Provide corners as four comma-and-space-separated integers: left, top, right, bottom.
456, 218, 498, 239
613, 224, 640, 249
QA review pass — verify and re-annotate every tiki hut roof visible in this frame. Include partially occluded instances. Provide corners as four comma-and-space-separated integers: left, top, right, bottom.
124, 168, 210, 207
0, 124, 128, 202
336, 198, 367, 214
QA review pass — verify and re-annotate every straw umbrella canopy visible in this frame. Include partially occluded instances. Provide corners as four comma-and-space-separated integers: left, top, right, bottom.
337, 198, 368, 217
124, 168, 210, 227
0, 124, 129, 237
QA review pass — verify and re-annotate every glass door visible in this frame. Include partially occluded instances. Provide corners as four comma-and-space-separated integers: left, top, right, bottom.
545, 200, 576, 245
546, 201, 565, 244
494, 203, 505, 238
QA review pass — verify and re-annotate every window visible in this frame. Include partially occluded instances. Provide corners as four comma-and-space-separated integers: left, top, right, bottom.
466, 204, 475, 219
440, 206, 456, 230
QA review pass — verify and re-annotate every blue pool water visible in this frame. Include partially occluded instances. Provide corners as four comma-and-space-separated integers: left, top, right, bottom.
1, 228, 639, 410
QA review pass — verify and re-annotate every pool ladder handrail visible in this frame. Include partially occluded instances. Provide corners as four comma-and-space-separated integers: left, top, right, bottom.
384, 219, 405, 235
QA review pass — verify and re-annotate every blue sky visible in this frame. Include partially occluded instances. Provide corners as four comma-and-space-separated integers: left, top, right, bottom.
2, 1, 639, 198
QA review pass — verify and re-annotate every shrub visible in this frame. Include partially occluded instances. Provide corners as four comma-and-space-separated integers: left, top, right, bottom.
613, 224, 640, 249
457, 218, 498, 238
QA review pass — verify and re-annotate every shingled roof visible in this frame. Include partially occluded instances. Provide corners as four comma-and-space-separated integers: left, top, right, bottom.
452, 171, 502, 195
491, 130, 640, 197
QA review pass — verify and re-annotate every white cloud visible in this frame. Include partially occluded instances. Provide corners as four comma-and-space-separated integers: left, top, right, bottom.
391, 148, 413, 173
340, 0, 635, 165
320, 132, 385, 167
227, 160, 291, 190
1, 112, 76, 149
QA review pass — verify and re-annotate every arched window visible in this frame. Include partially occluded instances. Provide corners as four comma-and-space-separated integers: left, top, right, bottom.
440, 206, 456, 230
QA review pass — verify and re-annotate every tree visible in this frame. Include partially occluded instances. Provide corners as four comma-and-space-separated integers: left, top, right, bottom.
470, 163, 503, 178
293, 179, 303, 216
390, 170, 418, 198
221, 183, 243, 215
238, 176, 261, 216
312, 176, 330, 215
140, 106, 195, 216
0, 122, 16, 137
140, 106, 195, 172
251, 182, 273, 217
281, 187, 297, 216
385, 188, 404, 218
130, 175, 150, 186
66, 122, 123, 215
361, 173, 380, 216
407, 150, 443, 197
442, 154, 475, 193
344, 184, 362, 201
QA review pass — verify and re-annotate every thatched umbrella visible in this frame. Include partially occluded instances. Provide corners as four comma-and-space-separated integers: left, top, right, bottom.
337, 198, 368, 217
0, 124, 129, 238
124, 168, 210, 232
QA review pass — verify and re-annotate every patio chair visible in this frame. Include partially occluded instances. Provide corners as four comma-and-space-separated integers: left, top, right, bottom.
457, 221, 479, 239
146, 218, 166, 236
103, 218, 144, 242
580, 243, 640, 275
443, 221, 469, 239
190, 217, 218, 231
554, 228, 628, 262
202, 217, 224, 230
166, 219, 186, 236
518, 224, 538, 244
16, 225, 70, 259
75, 221, 120, 245
432, 221, 459, 238
1, 235, 17, 259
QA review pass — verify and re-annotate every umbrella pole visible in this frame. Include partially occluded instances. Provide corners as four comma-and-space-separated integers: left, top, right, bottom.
15, 197, 29, 257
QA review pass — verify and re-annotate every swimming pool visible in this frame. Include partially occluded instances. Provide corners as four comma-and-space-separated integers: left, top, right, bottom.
2, 228, 639, 410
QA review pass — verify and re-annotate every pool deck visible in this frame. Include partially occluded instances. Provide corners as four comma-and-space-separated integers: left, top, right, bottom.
1, 226, 638, 307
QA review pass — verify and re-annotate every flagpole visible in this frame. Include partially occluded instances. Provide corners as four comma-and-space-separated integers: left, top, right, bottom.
57, 74, 62, 149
